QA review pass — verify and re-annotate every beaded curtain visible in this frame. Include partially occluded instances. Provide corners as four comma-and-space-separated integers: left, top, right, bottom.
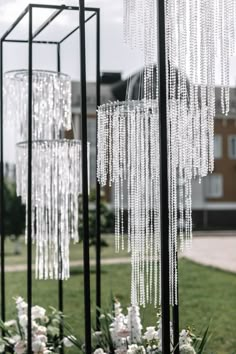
97, 0, 234, 306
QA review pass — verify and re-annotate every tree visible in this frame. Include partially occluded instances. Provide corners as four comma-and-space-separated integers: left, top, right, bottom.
4, 181, 25, 254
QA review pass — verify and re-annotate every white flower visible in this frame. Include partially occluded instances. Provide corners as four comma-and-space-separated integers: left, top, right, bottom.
127, 306, 142, 344
32, 305, 46, 320
180, 344, 196, 354
114, 301, 123, 316
14, 340, 26, 354
16, 297, 28, 316
36, 325, 47, 335
36, 334, 47, 344
11, 335, 21, 344
32, 339, 46, 353
63, 337, 74, 348
4, 319, 17, 327
19, 314, 28, 328
127, 344, 146, 354
94, 349, 107, 354
143, 327, 158, 341
179, 330, 192, 346
114, 349, 127, 354
0, 342, 5, 353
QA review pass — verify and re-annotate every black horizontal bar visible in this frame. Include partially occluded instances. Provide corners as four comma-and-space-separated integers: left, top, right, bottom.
32, 7, 65, 39
2, 4, 99, 44
1, 5, 29, 41
4, 39, 58, 44
30, 4, 99, 12
59, 12, 96, 43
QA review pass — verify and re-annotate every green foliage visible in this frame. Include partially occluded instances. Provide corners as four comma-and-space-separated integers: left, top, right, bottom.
4, 181, 25, 239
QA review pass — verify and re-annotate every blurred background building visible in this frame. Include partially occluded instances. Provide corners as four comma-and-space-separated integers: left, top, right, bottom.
4, 72, 234, 230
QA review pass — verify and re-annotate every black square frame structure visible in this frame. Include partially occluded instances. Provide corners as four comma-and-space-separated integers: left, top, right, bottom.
0, 2, 101, 353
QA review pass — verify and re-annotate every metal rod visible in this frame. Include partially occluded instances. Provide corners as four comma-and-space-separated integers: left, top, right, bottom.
4, 39, 58, 44
27, 5, 33, 354
157, 0, 171, 352
59, 12, 96, 44
33, 7, 65, 39
30, 4, 99, 12
79, 0, 92, 352
173, 256, 180, 354
57, 43, 64, 354
0, 39, 6, 328
95, 8, 101, 331
1, 5, 29, 41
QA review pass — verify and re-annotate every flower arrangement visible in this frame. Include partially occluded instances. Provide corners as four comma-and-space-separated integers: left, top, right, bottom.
0, 297, 75, 354
90, 300, 210, 354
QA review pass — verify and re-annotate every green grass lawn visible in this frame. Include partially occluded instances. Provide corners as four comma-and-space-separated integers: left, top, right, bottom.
4, 235, 127, 266
3, 258, 236, 354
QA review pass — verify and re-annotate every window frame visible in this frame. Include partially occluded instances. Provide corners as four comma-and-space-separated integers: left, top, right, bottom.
228, 135, 236, 159
205, 174, 223, 199
214, 134, 222, 159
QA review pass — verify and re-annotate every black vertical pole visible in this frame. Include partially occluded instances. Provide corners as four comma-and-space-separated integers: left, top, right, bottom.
27, 5, 33, 354
95, 9, 101, 331
173, 255, 179, 354
157, 0, 171, 353
0, 39, 6, 328
79, 1, 92, 353
57, 43, 64, 354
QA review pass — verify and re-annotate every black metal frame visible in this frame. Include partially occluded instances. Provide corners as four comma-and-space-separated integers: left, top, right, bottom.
0, 3, 101, 353
0, 1, 181, 353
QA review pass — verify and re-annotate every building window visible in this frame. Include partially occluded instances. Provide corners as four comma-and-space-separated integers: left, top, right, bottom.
228, 135, 236, 159
206, 174, 223, 198
214, 135, 222, 159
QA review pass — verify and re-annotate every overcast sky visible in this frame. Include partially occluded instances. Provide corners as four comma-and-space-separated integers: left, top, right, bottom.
0, 0, 144, 81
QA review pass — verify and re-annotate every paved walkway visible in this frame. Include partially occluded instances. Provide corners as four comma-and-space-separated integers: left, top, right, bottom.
3, 257, 131, 273
2, 231, 236, 273
183, 231, 236, 273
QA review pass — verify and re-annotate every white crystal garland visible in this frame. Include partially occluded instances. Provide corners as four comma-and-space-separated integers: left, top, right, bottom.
16, 140, 88, 280
97, 0, 236, 306
4, 69, 85, 280
4, 70, 72, 140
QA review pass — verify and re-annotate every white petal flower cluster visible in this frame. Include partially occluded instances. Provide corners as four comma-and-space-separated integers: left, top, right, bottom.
0, 297, 74, 354
110, 302, 143, 350
179, 330, 196, 354
127, 306, 142, 344
94, 301, 202, 354
94, 348, 107, 354
127, 344, 146, 354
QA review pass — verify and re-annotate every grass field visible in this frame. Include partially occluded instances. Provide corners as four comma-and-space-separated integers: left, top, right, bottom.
4, 235, 126, 266
2, 239, 236, 354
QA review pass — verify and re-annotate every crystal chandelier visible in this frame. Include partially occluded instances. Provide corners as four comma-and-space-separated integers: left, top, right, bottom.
97, 0, 235, 306
4, 70, 85, 280
4, 70, 72, 140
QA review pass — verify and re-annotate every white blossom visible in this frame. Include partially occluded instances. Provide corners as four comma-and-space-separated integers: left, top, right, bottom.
114, 301, 123, 317
143, 327, 159, 341
94, 348, 107, 354
32, 305, 46, 320
19, 314, 28, 328
127, 344, 146, 354
4, 320, 17, 327
63, 337, 74, 347
127, 306, 142, 344
180, 344, 196, 354
14, 340, 26, 354
32, 339, 46, 353
16, 297, 28, 316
